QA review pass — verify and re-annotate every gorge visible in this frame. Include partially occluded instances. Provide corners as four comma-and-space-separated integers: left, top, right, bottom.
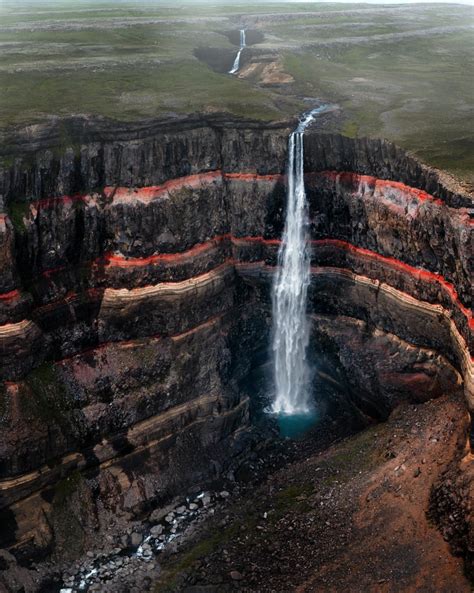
0, 113, 472, 592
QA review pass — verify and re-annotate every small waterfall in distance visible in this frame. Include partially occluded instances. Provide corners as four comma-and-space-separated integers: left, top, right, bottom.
271, 106, 328, 432
229, 29, 246, 74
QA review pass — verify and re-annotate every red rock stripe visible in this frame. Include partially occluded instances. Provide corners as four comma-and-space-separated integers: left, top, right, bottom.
3, 231, 472, 330
4, 234, 471, 331
312, 171, 446, 206
35, 193, 86, 209
17, 168, 471, 211
224, 172, 284, 183
99, 235, 232, 268
30, 238, 474, 335
311, 238, 473, 330
0, 289, 21, 302
106, 171, 224, 201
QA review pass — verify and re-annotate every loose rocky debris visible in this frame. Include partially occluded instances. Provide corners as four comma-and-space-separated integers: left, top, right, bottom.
56, 490, 231, 593
4, 395, 470, 593
158, 395, 472, 593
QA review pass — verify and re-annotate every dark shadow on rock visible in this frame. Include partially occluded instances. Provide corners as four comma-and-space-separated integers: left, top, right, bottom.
0, 508, 18, 548
194, 47, 238, 74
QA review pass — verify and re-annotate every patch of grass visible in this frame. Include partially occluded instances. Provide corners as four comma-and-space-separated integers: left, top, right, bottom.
273, 483, 313, 519
154, 515, 257, 592
323, 425, 381, 478
0, 1, 472, 182
0, 59, 283, 127
341, 120, 359, 138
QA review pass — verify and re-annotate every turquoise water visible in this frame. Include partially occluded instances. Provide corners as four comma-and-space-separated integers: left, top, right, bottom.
276, 410, 318, 439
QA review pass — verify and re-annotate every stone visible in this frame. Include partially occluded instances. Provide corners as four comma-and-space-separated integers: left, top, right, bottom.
130, 532, 142, 547
230, 570, 243, 581
150, 525, 163, 536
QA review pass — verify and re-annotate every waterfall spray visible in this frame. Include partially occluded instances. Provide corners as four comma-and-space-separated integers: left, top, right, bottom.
229, 29, 246, 74
272, 106, 328, 416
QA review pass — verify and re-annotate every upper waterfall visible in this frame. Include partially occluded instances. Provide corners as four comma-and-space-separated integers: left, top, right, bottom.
271, 106, 328, 416
229, 29, 246, 74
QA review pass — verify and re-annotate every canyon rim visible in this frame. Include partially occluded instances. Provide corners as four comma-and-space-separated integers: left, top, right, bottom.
0, 2, 472, 593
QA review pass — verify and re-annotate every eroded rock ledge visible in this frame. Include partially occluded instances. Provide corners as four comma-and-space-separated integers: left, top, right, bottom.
0, 116, 472, 562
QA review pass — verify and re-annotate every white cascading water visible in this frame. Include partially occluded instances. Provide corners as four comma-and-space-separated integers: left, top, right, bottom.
229, 29, 246, 74
272, 106, 328, 416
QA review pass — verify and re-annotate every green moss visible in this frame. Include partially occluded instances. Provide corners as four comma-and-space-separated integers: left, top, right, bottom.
154, 516, 257, 592
21, 362, 72, 426
272, 483, 313, 520
0, 2, 472, 182
53, 470, 83, 507
319, 425, 381, 484
7, 200, 30, 233
341, 121, 360, 139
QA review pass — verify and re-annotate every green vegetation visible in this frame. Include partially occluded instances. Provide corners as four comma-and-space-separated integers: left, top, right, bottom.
20, 361, 72, 425
272, 483, 313, 519
154, 516, 257, 592
0, 1, 472, 182
7, 200, 30, 233
0, 59, 283, 126
318, 425, 382, 487
53, 470, 83, 507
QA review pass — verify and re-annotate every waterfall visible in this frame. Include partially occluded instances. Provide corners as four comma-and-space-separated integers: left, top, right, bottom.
229, 29, 246, 74
271, 106, 328, 416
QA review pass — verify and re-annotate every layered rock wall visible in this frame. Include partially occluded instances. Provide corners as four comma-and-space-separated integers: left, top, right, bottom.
0, 116, 472, 559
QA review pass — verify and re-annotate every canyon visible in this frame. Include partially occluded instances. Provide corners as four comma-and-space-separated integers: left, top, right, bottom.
0, 113, 472, 591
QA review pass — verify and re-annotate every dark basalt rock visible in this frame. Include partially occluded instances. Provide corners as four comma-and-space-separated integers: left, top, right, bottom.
0, 115, 471, 564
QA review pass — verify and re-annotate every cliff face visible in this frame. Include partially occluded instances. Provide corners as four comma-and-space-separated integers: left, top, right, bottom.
0, 115, 472, 561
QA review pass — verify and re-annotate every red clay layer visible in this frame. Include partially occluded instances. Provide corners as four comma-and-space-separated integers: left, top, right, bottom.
9, 168, 471, 210
96, 235, 472, 331
2, 227, 471, 330
312, 171, 445, 206
312, 238, 474, 331
2, 172, 471, 334
1, 234, 471, 331
99, 235, 231, 268
0, 289, 21, 302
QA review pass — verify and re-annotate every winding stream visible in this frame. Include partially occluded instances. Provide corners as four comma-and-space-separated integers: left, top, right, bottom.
229, 29, 246, 74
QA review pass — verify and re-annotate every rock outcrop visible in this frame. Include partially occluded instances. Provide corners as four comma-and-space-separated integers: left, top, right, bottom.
0, 114, 472, 562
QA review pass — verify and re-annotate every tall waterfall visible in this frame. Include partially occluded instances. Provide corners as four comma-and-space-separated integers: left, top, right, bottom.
272, 106, 327, 416
229, 29, 246, 74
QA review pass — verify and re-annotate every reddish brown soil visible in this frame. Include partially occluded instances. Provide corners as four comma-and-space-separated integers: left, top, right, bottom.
159, 394, 472, 593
